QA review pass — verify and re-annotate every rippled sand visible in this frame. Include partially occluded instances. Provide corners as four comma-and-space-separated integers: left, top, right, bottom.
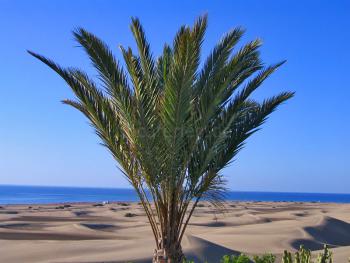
0, 201, 349, 262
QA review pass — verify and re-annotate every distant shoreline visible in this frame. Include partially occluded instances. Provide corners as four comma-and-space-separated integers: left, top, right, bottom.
1, 184, 349, 195
1, 200, 349, 207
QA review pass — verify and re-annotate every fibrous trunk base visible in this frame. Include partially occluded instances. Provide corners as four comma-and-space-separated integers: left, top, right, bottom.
153, 246, 184, 263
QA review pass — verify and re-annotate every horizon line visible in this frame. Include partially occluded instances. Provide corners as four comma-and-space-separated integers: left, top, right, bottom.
1, 184, 350, 196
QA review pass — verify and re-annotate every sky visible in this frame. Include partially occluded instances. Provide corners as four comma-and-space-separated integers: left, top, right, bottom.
0, 0, 349, 193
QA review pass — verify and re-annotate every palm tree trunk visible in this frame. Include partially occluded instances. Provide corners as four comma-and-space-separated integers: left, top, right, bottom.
153, 238, 184, 263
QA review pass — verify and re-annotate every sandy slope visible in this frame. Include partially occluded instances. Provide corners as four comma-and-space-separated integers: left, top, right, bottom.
0, 202, 349, 262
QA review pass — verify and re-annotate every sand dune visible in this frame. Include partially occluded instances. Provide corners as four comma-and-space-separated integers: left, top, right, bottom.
0, 202, 349, 262
304, 216, 350, 247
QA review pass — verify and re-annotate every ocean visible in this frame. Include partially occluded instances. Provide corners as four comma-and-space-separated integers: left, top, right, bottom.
1, 185, 350, 205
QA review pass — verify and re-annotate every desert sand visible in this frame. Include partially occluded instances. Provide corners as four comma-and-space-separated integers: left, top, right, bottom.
0, 201, 349, 262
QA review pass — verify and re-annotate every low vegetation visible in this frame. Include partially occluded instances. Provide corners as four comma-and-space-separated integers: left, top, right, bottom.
282, 245, 332, 263
124, 212, 137, 217
253, 254, 276, 263
182, 245, 336, 263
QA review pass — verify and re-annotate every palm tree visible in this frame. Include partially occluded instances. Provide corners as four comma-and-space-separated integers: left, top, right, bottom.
29, 15, 293, 262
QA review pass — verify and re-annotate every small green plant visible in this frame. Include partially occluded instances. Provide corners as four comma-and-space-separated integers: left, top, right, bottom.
221, 254, 250, 263
282, 245, 334, 263
253, 253, 276, 263
316, 245, 332, 263
282, 250, 293, 263
282, 246, 312, 263
295, 245, 312, 263
221, 255, 231, 263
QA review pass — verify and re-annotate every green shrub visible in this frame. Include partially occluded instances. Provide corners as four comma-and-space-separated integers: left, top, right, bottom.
282, 245, 312, 263
295, 245, 312, 263
175, 245, 335, 263
282, 250, 293, 263
124, 212, 137, 217
221, 254, 250, 263
282, 245, 333, 263
253, 253, 276, 263
316, 245, 332, 263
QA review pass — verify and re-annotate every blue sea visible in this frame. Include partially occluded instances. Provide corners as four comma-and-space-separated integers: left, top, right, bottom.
1, 185, 350, 205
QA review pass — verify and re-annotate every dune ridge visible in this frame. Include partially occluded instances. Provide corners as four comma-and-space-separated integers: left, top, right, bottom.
0, 202, 349, 262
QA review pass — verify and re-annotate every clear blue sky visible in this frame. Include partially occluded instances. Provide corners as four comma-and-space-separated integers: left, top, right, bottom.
0, 0, 349, 193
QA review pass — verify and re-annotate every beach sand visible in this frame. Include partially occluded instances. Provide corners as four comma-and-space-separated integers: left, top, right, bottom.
0, 201, 349, 262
